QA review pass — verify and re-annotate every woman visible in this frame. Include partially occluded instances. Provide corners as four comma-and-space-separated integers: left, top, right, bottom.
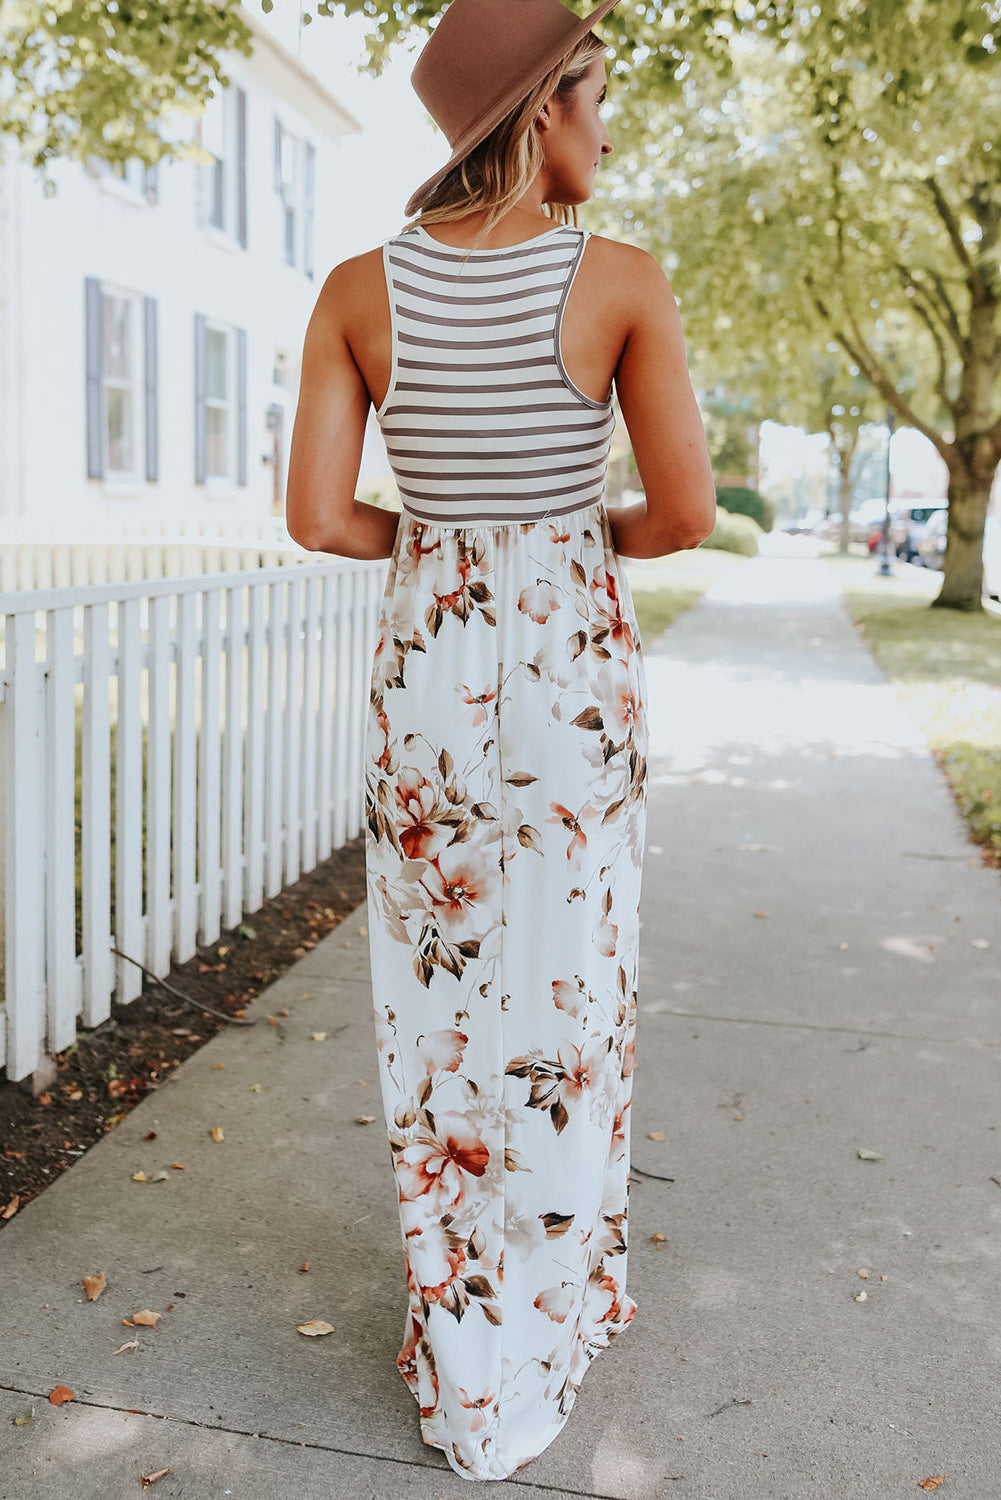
286, 0, 716, 1480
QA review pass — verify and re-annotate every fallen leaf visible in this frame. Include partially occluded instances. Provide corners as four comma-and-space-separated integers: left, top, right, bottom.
970, 938, 989, 950
752, 911, 768, 919
139, 1468, 172, 1487
298, 1262, 310, 1273
296, 1319, 335, 1336
857, 1149, 884, 1161
2, 1196, 21, 1219
112, 1339, 141, 1355
128, 1310, 162, 1327
356, 1114, 377, 1125
647, 1131, 666, 1142
12, 1406, 35, 1425
311, 1032, 329, 1042
857, 1269, 870, 1279
212, 1063, 225, 1071
854, 1290, 867, 1301
170, 1163, 186, 1171
82, 1271, 106, 1300
210, 1126, 225, 1142
132, 1171, 148, 1182
918, 1479, 946, 1491
48, 1385, 74, 1405
358, 926, 367, 936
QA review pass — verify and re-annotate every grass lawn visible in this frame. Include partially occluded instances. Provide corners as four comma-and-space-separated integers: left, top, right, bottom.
824, 548, 1001, 863
624, 544, 747, 647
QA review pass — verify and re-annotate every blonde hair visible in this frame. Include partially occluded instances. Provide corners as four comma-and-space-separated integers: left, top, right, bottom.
404, 31, 608, 251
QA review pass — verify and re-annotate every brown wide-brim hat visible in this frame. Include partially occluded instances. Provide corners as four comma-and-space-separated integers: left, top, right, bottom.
404, 0, 621, 219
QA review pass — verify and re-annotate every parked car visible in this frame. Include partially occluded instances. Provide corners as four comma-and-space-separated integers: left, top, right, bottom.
912, 508, 1001, 598
890, 500, 948, 563
915, 509, 947, 569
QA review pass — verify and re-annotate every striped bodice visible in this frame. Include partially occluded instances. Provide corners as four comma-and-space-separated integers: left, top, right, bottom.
375, 223, 616, 525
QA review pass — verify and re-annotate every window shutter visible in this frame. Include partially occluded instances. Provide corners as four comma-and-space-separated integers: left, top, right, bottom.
236, 326, 248, 487
194, 312, 207, 484
273, 115, 283, 194
303, 141, 316, 281
84, 276, 104, 479
144, 295, 159, 482
236, 87, 247, 249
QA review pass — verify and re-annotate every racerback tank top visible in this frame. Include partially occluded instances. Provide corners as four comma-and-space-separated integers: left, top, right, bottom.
375, 222, 616, 525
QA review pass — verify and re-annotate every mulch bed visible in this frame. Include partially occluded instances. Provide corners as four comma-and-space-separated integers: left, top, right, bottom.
0, 836, 367, 1230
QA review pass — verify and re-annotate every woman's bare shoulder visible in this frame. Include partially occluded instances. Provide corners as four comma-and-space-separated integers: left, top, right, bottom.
585, 232, 670, 283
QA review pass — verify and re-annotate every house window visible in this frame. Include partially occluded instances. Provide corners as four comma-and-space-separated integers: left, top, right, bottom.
194, 314, 248, 487
102, 290, 141, 476
274, 119, 315, 277
84, 277, 159, 483
88, 154, 160, 202
200, 84, 247, 246
205, 323, 236, 479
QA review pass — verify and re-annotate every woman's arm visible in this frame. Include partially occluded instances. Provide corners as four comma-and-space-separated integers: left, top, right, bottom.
607, 247, 717, 561
285, 261, 401, 561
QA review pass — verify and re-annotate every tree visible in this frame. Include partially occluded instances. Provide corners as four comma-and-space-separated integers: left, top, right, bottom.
590, 3, 999, 610
0, 0, 252, 176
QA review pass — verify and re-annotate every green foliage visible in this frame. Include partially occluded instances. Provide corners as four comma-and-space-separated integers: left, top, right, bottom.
715, 485, 775, 534
700, 507, 761, 557
0, 0, 252, 175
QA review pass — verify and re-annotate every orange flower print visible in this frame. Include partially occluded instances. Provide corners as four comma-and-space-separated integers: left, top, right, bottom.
423, 842, 500, 942
552, 977, 585, 1018
417, 1028, 469, 1076
395, 767, 455, 860
534, 1283, 575, 1322
590, 564, 635, 657
396, 1112, 490, 1213
547, 799, 601, 862
557, 1036, 608, 1109
518, 579, 562, 624
456, 1385, 498, 1434
459, 682, 497, 728
595, 657, 641, 742
593, 907, 618, 957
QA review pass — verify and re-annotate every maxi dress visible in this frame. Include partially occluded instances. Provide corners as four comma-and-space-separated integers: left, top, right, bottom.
362, 220, 649, 1482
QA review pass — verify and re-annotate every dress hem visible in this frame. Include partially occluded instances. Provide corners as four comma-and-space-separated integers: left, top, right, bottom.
398, 1296, 638, 1483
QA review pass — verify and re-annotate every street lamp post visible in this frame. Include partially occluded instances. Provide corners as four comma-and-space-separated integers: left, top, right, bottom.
876, 406, 896, 577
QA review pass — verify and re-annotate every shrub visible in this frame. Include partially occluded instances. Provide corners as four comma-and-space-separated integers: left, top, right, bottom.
716, 484, 775, 534
700, 507, 761, 556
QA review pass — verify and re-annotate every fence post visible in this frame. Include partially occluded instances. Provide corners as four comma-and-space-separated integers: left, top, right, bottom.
1, 612, 47, 1080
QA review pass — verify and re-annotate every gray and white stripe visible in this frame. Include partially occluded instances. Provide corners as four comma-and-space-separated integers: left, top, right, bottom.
376, 224, 615, 525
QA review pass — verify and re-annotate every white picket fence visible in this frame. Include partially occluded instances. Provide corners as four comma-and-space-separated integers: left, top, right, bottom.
0, 513, 304, 593
0, 556, 387, 1083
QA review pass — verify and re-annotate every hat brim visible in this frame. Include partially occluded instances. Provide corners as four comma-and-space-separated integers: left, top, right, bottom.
403, 0, 621, 220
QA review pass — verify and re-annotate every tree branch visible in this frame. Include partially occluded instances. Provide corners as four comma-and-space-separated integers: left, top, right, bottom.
804, 273, 956, 467
925, 175, 985, 299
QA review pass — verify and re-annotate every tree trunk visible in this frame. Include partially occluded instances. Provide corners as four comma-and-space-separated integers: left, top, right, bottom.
830, 429, 857, 554
933, 467, 994, 611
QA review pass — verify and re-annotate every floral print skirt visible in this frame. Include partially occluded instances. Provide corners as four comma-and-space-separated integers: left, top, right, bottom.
363, 499, 649, 1482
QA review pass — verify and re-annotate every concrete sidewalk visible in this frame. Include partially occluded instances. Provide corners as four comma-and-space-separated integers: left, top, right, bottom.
2, 553, 999, 1499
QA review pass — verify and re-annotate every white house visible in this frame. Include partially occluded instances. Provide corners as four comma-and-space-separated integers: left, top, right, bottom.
0, 7, 363, 546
